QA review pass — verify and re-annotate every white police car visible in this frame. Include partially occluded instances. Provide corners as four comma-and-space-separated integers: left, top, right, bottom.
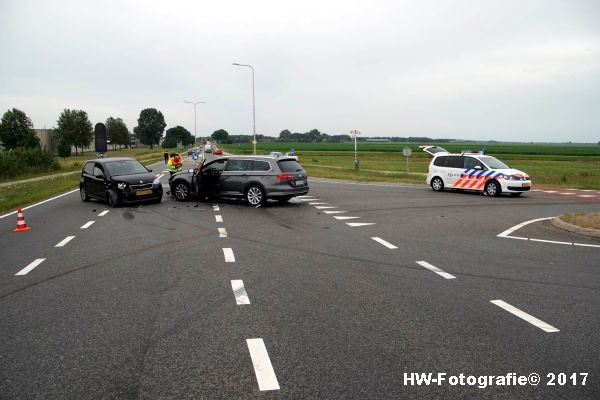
421, 146, 532, 197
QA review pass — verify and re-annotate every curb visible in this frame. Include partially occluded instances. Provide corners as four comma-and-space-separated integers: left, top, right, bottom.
551, 217, 600, 239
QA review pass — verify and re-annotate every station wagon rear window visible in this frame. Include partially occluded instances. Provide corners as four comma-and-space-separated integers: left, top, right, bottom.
278, 160, 302, 172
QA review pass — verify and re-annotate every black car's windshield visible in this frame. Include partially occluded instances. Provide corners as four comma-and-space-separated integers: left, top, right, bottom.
105, 160, 148, 176
478, 156, 510, 170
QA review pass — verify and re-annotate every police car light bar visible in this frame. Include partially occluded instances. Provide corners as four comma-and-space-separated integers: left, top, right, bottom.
461, 149, 486, 155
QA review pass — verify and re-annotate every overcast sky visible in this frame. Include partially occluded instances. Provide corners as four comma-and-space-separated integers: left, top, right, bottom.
1, 0, 599, 142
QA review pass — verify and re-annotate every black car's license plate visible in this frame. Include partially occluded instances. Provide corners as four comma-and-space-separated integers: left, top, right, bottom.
136, 189, 153, 196
295, 180, 305, 186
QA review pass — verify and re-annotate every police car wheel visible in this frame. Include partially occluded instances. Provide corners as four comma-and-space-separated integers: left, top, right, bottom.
484, 181, 501, 197
431, 177, 444, 192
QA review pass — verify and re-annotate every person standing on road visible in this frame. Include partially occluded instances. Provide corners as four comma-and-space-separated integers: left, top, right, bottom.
163, 151, 169, 164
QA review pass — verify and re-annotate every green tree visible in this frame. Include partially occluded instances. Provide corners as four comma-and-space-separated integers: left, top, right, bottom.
211, 129, 229, 144
56, 109, 93, 156
279, 129, 291, 141
163, 125, 194, 149
106, 117, 130, 150
0, 108, 40, 149
57, 138, 71, 159
133, 108, 166, 150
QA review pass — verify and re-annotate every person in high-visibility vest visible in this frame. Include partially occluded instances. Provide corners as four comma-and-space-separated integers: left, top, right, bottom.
167, 153, 183, 175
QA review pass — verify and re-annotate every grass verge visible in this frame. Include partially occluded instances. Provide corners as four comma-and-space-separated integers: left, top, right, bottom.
0, 175, 80, 214
559, 212, 600, 230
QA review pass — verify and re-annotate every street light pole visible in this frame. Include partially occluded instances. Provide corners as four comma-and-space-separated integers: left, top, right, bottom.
232, 63, 256, 155
184, 100, 206, 145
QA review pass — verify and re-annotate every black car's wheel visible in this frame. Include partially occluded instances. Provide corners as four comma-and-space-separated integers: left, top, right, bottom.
80, 186, 90, 202
173, 181, 190, 201
484, 180, 501, 197
431, 177, 444, 192
245, 185, 265, 206
107, 189, 121, 207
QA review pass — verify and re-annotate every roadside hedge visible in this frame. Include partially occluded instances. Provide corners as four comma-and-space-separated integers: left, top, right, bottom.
0, 147, 60, 178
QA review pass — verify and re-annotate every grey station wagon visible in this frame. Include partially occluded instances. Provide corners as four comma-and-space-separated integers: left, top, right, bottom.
168, 155, 309, 205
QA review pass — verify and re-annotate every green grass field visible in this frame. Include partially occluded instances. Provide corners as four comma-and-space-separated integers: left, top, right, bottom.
223, 142, 600, 189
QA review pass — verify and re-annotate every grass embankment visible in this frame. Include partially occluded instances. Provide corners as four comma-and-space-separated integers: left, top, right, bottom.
222, 142, 600, 189
560, 212, 600, 230
0, 148, 168, 214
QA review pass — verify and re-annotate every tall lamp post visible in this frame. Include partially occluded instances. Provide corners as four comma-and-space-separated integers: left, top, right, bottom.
184, 100, 206, 145
232, 63, 256, 155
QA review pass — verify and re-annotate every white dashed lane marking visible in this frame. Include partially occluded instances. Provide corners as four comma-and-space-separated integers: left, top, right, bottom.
371, 237, 398, 249
334, 216, 361, 220
231, 280, 250, 305
309, 202, 328, 205
218, 228, 228, 238
223, 248, 235, 262
213, 204, 220, 212
416, 261, 456, 280
323, 210, 347, 214
346, 222, 376, 227
490, 300, 559, 333
15, 258, 45, 276
55, 236, 75, 247
246, 339, 280, 391
215, 215, 223, 223
315, 206, 336, 209
80, 221, 95, 229
98, 210, 110, 216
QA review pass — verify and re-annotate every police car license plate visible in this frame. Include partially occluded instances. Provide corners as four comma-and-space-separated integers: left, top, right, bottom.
136, 189, 153, 196
523, 182, 531, 187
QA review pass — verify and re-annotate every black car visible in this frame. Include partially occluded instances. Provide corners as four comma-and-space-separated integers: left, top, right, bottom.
80, 157, 162, 207
168, 155, 309, 205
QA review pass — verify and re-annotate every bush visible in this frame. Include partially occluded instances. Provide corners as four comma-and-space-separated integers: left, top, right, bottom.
0, 147, 60, 179
57, 138, 71, 159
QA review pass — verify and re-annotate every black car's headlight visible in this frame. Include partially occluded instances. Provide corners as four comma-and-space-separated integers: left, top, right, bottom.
117, 182, 127, 190
153, 178, 160, 185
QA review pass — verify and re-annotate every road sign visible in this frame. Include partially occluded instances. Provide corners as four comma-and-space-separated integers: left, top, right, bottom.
94, 123, 107, 153
350, 130, 361, 138
403, 147, 412, 157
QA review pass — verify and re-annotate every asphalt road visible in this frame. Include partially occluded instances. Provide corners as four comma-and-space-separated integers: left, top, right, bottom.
0, 159, 599, 399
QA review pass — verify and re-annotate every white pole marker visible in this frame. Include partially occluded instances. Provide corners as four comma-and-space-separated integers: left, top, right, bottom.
55, 236, 75, 247
371, 237, 398, 249
416, 261, 456, 279
246, 339, 280, 391
231, 280, 250, 305
490, 300, 559, 333
15, 258, 46, 276
223, 248, 235, 262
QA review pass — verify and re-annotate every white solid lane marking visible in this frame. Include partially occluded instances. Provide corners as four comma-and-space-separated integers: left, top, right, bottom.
530, 238, 572, 245
497, 216, 554, 237
490, 300, 559, 333
346, 222, 376, 227
416, 261, 456, 279
213, 204, 220, 211
543, 191, 557, 193
55, 236, 75, 247
223, 248, 235, 262
578, 195, 595, 198
216, 215, 223, 223
246, 339, 280, 391
218, 227, 228, 238
98, 210, 110, 216
315, 206, 336, 209
333, 216, 361, 220
371, 237, 398, 249
15, 258, 46, 276
574, 243, 600, 248
309, 202, 328, 205
0, 189, 79, 220
231, 280, 250, 305
560, 192, 575, 195
80, 221, 95, 229
323, 210, 347, 214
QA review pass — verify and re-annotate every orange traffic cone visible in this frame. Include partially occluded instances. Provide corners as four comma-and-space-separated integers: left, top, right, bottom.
14, 208, 30, 232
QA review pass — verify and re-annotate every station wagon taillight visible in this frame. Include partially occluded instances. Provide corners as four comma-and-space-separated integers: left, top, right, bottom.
276, 173, 295, 181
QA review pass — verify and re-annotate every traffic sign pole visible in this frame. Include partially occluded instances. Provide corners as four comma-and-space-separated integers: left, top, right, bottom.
351, 130, 361, 171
